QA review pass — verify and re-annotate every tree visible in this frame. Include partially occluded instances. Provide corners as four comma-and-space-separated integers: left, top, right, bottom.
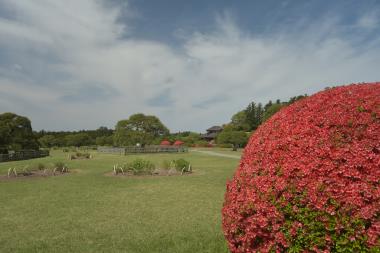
262, 103, 285, 122
256, 103, 264, 128
217, 129, 248, 150
245, 102, 256, 131
288, 94, 308, 104
230, 111, 250, 131
245, 102, 264, 131
38, 135, 56, 148
114, 113, 169, 146
95, 136, 113, 146
0, 112, 39, 153
264, 100, 273, 111
65, 133, 92, 147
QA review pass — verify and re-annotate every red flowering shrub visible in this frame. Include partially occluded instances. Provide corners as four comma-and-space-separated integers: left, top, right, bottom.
160, 140, 171, 146
222, 83, 380, 252
173, 140, 185, 146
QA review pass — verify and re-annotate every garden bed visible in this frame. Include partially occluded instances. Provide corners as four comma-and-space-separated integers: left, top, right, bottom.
0, 162, 71, 181
0, 169, 71, 181
108, 158, 193, 177
107, 168, 193, 177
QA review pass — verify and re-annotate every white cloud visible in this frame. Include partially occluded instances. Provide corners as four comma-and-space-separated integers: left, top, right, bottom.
356, 11, 379, 29
0, 0, 379, 132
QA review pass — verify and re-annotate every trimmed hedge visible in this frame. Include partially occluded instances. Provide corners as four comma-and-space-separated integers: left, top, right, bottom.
222, 83, 380, 252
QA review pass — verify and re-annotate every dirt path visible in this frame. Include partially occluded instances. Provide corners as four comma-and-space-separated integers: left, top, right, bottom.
191, 149, 241, 159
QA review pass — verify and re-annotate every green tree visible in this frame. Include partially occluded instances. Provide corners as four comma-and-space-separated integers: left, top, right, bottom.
38, 134, 56, 148
230, 110, 250, 131
262, 103, 285, 122
114, 113, 169, 146
288, 94, 307, 104
256, 103, 264, 128
65, 133, 92, 147
0, 112, 39, 152
217, 129, 248, 150
95, 136, 113, 146
245, 102, 264, 131
264, 100, 273, 111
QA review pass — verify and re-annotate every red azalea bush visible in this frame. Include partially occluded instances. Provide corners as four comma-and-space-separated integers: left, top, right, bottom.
160, 140, 171, 146
222, 83, 380, 252
173, 140, 185, 146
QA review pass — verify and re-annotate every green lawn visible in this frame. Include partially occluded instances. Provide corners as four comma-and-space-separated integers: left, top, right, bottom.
0, 149, 238, 253
191, 147, 243, 156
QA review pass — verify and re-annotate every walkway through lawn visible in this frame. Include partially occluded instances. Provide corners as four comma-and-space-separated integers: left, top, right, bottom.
191, 149, 241, 159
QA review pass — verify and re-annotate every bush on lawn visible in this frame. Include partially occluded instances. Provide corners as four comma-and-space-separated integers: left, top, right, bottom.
37, 163, 45, 170
76, 152, 90, 158
54, 162, 67, 171
161, 160, 171, 170
127, 158, 155, 175
172, 158, 191, 172
222, 83, 380, 252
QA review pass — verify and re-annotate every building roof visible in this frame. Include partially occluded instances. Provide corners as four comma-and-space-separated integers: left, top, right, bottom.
201, 132, 218, 139
207, 126, 223, 131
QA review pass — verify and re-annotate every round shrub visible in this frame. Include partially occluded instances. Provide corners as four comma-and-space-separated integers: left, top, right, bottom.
222, 83, 380, 252
127, 158, 155, 174
173, 158, 190, 172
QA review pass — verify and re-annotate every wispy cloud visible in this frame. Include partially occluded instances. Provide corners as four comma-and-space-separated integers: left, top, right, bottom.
0, 0, 379, 132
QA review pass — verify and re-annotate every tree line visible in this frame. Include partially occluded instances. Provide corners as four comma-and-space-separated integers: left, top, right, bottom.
0, 112, 204, 153
0, 94, 307, 153
216, 94, 307, 149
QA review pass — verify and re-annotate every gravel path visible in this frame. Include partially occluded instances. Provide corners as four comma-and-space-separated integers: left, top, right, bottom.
191, 149, 241, 159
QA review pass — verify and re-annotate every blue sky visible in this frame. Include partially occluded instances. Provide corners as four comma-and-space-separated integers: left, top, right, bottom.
0, 0, 379, 132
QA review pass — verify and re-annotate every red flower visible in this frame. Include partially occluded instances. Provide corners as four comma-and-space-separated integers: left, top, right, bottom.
222, 83, 380, 252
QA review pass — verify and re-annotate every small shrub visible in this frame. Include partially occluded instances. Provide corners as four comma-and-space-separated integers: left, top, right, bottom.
113, 164, 125, 175
22, 165, 32, 176
172, 158, 190, 172
70, 152, 91, 160
75, 152, 90, 158
37, 163, 45, 170
54, 162, 66, 170
127, 158, 155, 175
161, 160, 171, 170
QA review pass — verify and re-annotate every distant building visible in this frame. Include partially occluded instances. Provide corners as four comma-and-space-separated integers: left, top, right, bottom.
201, 126, 223, 142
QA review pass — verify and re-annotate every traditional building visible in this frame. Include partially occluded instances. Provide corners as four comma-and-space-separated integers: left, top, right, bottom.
200, 126, 223, 142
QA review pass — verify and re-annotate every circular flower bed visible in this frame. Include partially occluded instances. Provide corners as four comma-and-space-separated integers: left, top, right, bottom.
222, 83, 380, 252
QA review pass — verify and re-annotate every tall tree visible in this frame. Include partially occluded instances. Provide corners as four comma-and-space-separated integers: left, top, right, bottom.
262, 103, 285, 122
264, 100, 273, 111
288, 94, 308, 104
245, 102, 264, 131
230, 110, 250, 131
0, 112, 39, 152
114, 113, 169, 146
245, 102, 256, 131
255, 103, 264, 129
217, 129, 248, 150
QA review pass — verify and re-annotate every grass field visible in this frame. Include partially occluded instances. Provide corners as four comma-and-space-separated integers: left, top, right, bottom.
0, 149, 240, 253
192, 148, 243, 157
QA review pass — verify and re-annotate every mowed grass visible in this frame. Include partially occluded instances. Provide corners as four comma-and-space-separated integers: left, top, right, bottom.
193, 148, 243, 157
0, 149, 239, 253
